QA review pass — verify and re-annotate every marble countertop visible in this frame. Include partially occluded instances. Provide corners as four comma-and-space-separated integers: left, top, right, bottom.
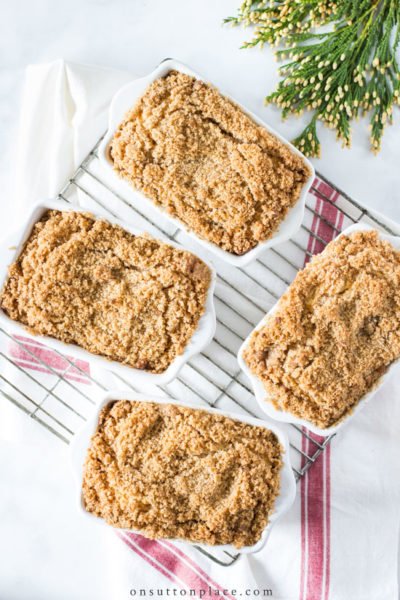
0, 1, 399, 598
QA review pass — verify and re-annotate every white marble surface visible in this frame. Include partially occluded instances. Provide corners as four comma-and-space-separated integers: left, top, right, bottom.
0, 1, 399, 598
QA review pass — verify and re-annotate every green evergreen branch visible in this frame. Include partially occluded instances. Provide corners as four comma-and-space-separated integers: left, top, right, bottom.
225, 0, 400, 156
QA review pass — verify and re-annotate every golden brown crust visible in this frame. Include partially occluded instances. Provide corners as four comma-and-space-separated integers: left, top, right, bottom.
110, 71, 311, 255
0, 210, 211, 373
82, 401, 283, 548
243, 230, 400, 429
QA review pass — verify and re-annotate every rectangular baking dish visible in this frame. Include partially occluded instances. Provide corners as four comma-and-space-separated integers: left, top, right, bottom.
0, 199, 216, 386
70, 391, 297, 555
238, 223, 400, 436
98, 58, 315, 267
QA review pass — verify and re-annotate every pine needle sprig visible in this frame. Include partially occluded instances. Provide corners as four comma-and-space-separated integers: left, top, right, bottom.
226, 0, 400, 157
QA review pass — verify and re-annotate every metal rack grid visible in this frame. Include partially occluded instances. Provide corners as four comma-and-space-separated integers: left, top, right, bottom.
0, 135, 397, 567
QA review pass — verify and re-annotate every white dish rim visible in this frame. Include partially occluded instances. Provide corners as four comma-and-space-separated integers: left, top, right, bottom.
70, 391, 297, 555
98, 57, 315, 267
0, 199, 217, 386
238, 223, 400, 436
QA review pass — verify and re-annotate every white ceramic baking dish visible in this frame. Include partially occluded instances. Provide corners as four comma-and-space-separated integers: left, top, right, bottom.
70, 391, 297, 555
238, 223, 400, 437
0, 199, 216, 386
98, 58, 315, 267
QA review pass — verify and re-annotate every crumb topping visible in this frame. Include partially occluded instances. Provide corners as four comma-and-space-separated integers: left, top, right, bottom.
0, 210, 211, 373
243, 230, 400, 428
82, 401, 283, 548
110, 70, 311, 255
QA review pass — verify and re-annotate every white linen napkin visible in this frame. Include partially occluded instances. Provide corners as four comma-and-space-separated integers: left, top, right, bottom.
3, 59, 400, 600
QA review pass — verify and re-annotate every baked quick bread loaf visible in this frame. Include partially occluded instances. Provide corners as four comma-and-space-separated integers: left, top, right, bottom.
0, 210, 211, 373
110, 70, 311, 255
82, 400, 283, 548
243, 230, 400, 429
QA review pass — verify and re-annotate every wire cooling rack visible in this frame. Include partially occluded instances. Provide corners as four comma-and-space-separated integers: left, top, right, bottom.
0, 134, 398, 567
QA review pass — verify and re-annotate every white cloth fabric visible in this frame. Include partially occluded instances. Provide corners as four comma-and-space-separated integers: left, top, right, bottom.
4, 59, 400, 600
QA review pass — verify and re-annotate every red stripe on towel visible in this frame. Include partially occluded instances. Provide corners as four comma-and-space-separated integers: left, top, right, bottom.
123, 533, 235, 599
118, 532, 179, 584
11, 359, 90, 384
300, 177, 343, 600
161, 540, 235, 596
324, 442, 331, 600
8, 335, 90, 383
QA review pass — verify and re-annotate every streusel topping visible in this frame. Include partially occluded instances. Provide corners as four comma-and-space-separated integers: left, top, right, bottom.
82, 401, 283, 548
110, 71, 311, 255
0, 210, 211, 373
243, 230, 400, 428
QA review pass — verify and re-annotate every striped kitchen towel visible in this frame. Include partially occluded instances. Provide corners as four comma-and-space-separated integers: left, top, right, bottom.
1, 60, 400, 600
